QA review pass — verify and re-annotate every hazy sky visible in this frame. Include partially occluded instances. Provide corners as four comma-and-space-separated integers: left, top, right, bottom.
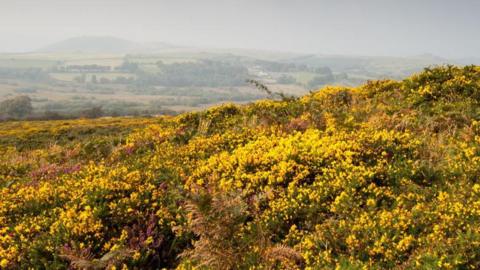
1, 0, 479, 58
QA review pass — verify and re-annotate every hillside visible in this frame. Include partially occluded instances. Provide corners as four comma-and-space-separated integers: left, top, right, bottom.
0, 66, 479, 269
37, 36, 173, 53
287, 54, 450, 78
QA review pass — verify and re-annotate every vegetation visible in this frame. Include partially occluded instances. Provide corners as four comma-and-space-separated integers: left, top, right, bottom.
0, 96, 33, 119
1, 66, 479, 269
1, 48, 447, 117
140, 60, 249, 87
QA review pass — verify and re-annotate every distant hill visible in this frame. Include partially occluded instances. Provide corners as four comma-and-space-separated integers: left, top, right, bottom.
37, 36, 174, 53
285, 53, 451, 78
456, 57, 480, 65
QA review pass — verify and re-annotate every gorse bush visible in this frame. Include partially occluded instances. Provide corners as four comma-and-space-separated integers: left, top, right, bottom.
406, 65, 480, 102
0, 65, 480, 269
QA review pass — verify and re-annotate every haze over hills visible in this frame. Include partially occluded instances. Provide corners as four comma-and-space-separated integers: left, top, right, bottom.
33, 36, 459, 66
0, 35, 477, 120
2, 1, 480, 57
37, 36, 175, 54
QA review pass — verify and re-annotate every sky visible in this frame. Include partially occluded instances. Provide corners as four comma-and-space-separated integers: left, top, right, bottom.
0, 0, 479, 58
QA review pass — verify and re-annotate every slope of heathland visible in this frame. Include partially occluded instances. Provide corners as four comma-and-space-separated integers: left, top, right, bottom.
1, 66, 480, 269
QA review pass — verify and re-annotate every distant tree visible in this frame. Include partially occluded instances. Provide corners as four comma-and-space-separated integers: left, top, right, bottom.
74, 74, 86, 83
247, 79, 296, 101
335, 72, 349, 81
81, 106, 103, 119
113, 76, 135, 84
43, 111, 65, 120
115, 61, 139, 72
138, 60, 249, 87
254, 60, 297, 72
308, 74, 335, 89
0, 95, 33, 118
99, 77, 111, 84
156, 60, 165, 68
14, 87, 38, 94
314, 66, 333, 75
276, 74, 297, 84
0, 68, 51, 82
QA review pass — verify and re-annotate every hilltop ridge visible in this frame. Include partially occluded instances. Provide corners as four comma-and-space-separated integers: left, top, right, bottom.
37, 36, 174, 53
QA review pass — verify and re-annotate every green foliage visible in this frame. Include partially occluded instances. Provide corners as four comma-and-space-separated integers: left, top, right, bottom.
277, 74, 297, 84
137, 60, 249, 87
0, 95, 33, 118
1, 66, 480, 270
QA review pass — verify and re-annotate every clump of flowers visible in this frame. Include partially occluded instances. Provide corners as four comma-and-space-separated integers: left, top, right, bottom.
0, 66, 479, 269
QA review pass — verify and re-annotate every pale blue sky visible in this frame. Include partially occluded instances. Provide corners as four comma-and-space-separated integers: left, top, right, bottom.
0, 0, 479, 58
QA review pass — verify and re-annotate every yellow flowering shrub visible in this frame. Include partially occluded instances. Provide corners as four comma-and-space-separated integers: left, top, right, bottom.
0, 66, 479, 269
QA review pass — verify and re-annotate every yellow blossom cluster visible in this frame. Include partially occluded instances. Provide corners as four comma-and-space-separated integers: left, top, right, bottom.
0, 65, 480, 269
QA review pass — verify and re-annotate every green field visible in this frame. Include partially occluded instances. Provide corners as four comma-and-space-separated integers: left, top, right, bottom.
50, 72, 136, 82
0, 50, 454, 119
0, 58, 58, 69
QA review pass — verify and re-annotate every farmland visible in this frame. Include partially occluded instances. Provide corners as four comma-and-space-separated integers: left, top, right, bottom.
0, 46, 451, 120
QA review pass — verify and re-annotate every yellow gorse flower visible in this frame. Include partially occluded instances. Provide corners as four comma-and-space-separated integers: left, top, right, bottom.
0, 66, 479, 269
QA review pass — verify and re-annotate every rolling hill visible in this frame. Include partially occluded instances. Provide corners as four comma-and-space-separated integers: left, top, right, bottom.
0, 65, 479, 269
37, 36, 174, 53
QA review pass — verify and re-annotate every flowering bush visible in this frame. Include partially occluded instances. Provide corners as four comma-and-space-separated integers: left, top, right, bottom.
0, 66, 479, 269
